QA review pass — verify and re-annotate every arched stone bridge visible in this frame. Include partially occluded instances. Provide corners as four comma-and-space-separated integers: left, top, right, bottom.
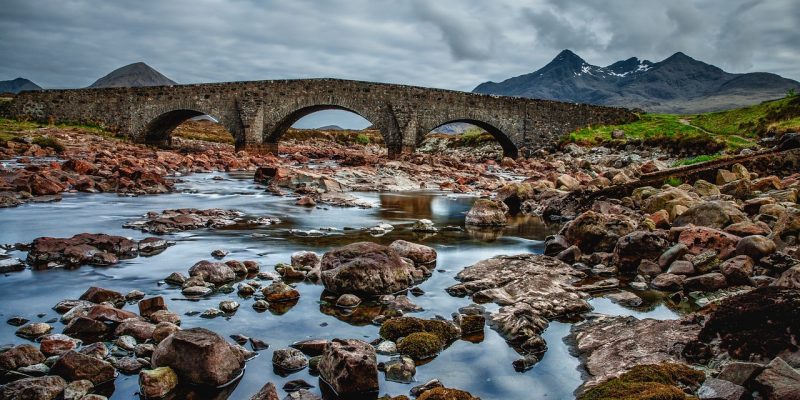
4, 78, 637, 158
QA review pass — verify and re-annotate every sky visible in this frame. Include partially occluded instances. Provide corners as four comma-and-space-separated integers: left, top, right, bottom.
2, 0, 799, 128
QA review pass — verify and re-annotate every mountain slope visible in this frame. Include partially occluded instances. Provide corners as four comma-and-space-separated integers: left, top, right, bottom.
88, 62, 177, 88
0, 78, 42, 93
473, 50, 800, 113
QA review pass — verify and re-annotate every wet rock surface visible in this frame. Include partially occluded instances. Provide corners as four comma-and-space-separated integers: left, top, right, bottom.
448, 254, 590, 362
569, 315, 702, 387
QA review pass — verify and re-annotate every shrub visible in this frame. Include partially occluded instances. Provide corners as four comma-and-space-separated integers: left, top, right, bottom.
664, 177, 683, 187
32, 136, 64, 152
355, 133, 370, 145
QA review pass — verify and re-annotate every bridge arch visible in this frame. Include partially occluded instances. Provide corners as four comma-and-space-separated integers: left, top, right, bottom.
134, 101, 244, 149
425, 119, 518, 158
262, 99, 401, 155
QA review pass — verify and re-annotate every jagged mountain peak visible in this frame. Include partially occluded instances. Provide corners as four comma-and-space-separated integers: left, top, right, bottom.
473, 49, 800, 113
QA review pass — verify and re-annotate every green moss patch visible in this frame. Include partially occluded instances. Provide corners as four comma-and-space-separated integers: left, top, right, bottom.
579, 363, 705, 400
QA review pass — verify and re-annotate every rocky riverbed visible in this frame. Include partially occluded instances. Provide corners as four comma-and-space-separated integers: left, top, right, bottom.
1, 126, 799, 399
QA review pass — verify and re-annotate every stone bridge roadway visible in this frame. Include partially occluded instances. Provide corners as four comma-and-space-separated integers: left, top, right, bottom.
4, 78, 637, 158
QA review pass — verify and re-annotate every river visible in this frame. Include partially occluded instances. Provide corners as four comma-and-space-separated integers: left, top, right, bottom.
0, 171, 679, 399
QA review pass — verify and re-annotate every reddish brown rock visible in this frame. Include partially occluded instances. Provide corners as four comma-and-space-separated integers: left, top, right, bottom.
678, 227, 741, 259
0, 344, 45, 372
318, 339, 379, 397
151, 327, 245, 387
50, 350, 116, 385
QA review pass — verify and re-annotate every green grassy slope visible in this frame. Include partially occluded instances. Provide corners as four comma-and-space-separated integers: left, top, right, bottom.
564, 95, 800, 155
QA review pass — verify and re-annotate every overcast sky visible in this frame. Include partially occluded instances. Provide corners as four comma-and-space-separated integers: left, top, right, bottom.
2, 0, 798, 127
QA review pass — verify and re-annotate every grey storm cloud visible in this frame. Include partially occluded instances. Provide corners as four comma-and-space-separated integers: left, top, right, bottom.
0, 0, 798, 91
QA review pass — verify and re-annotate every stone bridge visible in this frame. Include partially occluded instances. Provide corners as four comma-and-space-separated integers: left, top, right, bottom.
4, 78, 637, 158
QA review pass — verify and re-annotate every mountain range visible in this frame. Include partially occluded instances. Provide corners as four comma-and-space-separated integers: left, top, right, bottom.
0, 77, 42, 94
473, 50, 800, 113
88, 62, 176, 88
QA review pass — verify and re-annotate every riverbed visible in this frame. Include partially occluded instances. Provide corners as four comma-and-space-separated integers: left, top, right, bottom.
0, 171, 679, 399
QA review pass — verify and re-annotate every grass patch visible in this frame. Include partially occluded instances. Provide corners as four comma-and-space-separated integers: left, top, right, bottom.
458, 127, 495, 147
671, 153, 723, 167
32, 136, 64, 152
172, 120, 234, 144
664, 177, 683, 187
355, 133, 370, 145
562, 97, 800, 154
0, 117, 116, 147
691, 96, 800, 137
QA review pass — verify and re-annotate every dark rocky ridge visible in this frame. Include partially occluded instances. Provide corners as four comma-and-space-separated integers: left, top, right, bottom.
88, 62, 177, 88
474, 50, 800, 113
0, 78, 41, 94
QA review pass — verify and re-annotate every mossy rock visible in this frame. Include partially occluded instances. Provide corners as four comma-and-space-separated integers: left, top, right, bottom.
379, 316, 460, 343
397, 332, 443, 360
417, 387, 479, 400
579, 363, 705, 400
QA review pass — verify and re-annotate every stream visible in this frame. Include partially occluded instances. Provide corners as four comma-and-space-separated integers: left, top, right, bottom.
0, 171, 680, 399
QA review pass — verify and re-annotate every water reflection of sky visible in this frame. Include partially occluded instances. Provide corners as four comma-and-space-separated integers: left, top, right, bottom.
0, 171, 683, 400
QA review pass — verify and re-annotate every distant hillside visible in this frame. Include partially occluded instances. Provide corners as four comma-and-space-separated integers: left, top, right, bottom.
0, 78, 42, 94
474, 50, 800, 113
88, 62, 177, 88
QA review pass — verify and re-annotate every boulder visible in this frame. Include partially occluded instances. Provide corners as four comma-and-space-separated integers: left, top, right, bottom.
464, 199, 508, 226
754, 357, 800, 400
249, 382, 280, 400
651, 273, 685, 291
290, 251, 320, 271
388, 240, 437, 265
678, 227, 741, 259
79, 286, 124, 306
151, 327, 245, 386
720, 255, 755, 285
560, 211, 638, 253
659, 244, 689, 269
320, 242, 413, 296
568, 315, 702, 386
673, 201, 746, 229
685, 273, 728, 292
0, 375, 67, 400
272, 348, 308, 372
139, 367, 178, 399
50, 350, 116, 385
261, 282, 300, 303
318, 339, 378, 397
188, 260, 235, 284
613, 230, 671, 273
0, 344, 45, 372
735, 235, 777, 260
696, 377, 747, 400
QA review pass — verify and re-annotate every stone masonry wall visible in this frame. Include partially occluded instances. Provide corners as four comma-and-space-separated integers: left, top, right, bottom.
3, 78, 637, 157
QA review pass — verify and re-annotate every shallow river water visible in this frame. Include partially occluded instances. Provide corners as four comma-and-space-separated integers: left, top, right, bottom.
0, 171, 679, 399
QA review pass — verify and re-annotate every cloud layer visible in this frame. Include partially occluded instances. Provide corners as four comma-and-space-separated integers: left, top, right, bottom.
1, 0, 798, 90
